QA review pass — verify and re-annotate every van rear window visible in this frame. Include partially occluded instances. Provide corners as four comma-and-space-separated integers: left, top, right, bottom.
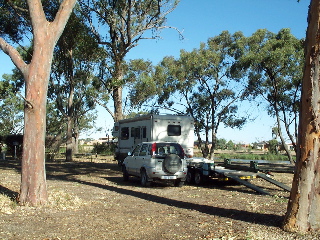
167, 125, 181, 136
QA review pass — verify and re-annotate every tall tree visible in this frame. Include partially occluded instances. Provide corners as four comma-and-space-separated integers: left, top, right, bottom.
232, 29, 304, 164
0, 0, 76, 205
80, 0, 181, 122
49, 10, 104, 161
283, 0, 320, 232
154, 31, 248, 159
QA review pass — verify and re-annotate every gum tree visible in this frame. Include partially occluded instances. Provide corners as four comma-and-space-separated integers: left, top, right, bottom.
80, 0, 181, 122
232, 28, 304, 164
283, 0, 320, 232
154, 31, 248, 159
0, 0, 76, 205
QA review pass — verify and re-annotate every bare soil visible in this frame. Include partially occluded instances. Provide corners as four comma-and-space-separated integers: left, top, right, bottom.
0, 156, 319, 240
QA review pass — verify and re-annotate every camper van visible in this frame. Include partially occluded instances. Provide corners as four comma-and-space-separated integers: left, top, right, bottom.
112, 114, 194, 164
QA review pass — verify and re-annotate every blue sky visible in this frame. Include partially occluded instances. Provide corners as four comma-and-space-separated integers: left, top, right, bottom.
0, 0, 310, 143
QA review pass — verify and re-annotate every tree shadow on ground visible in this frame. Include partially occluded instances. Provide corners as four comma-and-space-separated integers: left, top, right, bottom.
65, 175, 284, 228
1, 158, 284, 228
0, 185, 19, 201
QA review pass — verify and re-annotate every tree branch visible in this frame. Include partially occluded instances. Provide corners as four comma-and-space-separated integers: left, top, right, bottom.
0, 37, 28, 76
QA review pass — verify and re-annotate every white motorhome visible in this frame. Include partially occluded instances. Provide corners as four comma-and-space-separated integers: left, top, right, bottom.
112, 114, 194, 164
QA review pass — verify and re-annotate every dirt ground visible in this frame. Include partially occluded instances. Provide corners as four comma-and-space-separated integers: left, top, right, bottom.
0, 156, 319, 240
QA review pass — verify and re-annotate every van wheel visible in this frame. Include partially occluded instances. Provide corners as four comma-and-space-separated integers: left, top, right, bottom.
140, 169, 150, 187
174, 179, 184, 187
163, 154, 182, 174
122, 165, 129, 181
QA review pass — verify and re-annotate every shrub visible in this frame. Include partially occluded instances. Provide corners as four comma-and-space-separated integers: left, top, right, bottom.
92, 143, 115, 155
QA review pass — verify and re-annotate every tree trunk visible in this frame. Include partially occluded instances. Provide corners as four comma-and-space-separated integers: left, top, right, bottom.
19, 34, 54, 205
9, 0, 77, 206
66, 116, 73, 161
66, 80, 74, 161
74, 130, 79, 154
112, 60, 124, 122
275, 111, 294, 164
283, 0, 320, 231
113, 85, 123, 122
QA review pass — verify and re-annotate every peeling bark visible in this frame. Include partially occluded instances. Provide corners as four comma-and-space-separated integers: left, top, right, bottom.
283, 0, 320, 232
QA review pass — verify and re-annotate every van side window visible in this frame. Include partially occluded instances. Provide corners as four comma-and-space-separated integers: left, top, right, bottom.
131, 145, 141, 156
167, 125, 181, 136
139, 144, 149, 156
121, 127, 129, 140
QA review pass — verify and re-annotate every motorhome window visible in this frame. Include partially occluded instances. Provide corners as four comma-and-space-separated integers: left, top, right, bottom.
167, 125, 181, 136
135, 128, 140, 139
121, 127, 129, 140
131, 127, 135, 137
142, 127, 146, 138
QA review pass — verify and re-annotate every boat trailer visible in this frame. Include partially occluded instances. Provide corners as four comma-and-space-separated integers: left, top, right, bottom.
186, 158, 291, 195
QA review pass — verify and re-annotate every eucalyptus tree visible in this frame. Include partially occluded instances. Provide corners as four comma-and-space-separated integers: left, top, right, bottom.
125, 59, 157, 109
79, 0, 181, 122
0, 0, 76, 205
283, 0, 320, 232
155, 31, 248, 159
49, 10, 105, 161
232, 28, 304, 163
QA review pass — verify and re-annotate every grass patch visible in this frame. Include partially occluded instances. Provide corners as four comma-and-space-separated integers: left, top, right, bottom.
0, 193, 17, 214
48, 189, 86, 210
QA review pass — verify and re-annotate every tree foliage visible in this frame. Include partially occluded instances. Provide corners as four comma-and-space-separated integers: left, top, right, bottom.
153, 31, 249, 159
49, 9, 105, 160
79, 0, 181, 122
232, 28, 304, 163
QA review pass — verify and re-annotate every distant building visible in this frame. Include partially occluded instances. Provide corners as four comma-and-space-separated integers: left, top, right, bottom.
85, 137, 116, 146
254, 141, 268, 151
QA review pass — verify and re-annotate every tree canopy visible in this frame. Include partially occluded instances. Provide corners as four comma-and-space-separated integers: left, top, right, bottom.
232, 28, 304, 163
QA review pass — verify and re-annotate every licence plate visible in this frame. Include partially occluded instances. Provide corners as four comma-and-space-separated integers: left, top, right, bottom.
161, 176, 177, 179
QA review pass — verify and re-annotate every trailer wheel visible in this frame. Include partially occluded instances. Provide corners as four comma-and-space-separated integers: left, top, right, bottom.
194, 171, 203, 185
163, 154, 182, 174
186, 171, 195, 184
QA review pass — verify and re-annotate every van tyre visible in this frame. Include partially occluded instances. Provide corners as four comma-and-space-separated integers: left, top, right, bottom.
122, 165, 129, 181
140, 169, 150, 187
174, 179, 184, 187
163, 154, 182, 174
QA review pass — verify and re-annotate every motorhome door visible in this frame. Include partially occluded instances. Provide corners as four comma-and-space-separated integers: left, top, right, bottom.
134, 126, 147, 145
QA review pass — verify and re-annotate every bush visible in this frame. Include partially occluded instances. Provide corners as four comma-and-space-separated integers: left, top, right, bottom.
92, 143, 115, 155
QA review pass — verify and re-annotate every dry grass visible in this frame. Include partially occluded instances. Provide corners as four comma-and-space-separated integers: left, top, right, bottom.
0, 193, 16, 214
47, 188, 87, 210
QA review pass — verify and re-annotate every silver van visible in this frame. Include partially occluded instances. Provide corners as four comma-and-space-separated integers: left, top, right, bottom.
122, 142, 187, 187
